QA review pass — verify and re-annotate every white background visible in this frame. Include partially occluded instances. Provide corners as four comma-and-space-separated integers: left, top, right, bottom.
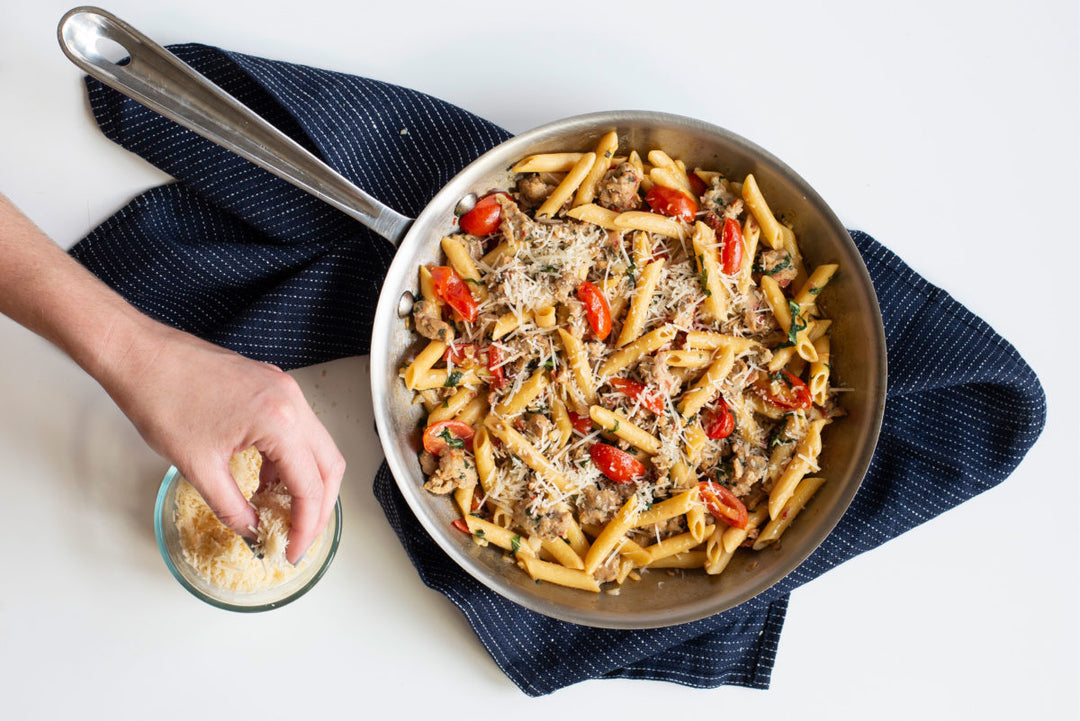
1, 1, 1076, 718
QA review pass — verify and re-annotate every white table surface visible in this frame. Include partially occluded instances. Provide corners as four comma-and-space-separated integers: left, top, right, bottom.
1, 1, 1076, 717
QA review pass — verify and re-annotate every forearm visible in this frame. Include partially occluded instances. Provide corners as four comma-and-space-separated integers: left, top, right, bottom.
0, 194, 344, 561
0, 193, 162, 390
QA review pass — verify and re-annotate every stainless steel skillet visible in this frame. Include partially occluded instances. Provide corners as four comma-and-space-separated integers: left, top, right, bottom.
59, 6, 886, 629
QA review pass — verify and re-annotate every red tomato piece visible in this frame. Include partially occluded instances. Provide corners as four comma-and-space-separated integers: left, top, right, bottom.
720, 216, 745, 275
429, 266, 479, 322
704, 212, 745, 276
686, 170, 708, 197
608, 377, 665, 415
590, 443, 646, 483
570, 410, 596, 433
442, 343, 477, 365
459, 192, 511, 236
487, 344, 506, 390
645, 185, 698, 223
701, 397, 735, 439
577, 281, 612, 340
422, 420, 476, 455
450, 518, 470, 534
755, 370, 812, 410
697, 481, 748, 529
568, 411, 594, 435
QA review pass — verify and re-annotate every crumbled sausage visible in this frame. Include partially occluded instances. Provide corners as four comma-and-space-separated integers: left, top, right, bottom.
757, 249, 798, 288
412, 298, 454, 341
516, 173, 552, 210
423, 448, 478, 495
598, 162, 642, 211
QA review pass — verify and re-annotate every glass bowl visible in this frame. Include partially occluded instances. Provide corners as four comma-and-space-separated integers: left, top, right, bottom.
154, 466, 342, 612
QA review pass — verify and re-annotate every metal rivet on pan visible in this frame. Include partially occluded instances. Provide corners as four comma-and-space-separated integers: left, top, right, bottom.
454, 193, 477, 217
397, 290, 415, 317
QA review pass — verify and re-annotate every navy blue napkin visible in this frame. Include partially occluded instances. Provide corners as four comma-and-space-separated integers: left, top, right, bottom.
70, 45, 1046, 696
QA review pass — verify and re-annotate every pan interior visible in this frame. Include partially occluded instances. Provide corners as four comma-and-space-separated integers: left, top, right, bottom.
370, 111, 885, 629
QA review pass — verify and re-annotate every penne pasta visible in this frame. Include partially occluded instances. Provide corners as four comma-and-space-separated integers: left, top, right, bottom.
405, 133, 844, 594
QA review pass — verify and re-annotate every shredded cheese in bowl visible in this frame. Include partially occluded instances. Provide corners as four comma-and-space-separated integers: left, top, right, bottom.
155, 447, 341, 611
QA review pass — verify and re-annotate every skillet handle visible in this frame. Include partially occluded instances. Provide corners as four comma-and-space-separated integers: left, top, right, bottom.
57, 6, 413, 245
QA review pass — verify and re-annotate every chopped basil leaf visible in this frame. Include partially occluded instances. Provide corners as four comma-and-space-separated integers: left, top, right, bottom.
438, 428, 465, 449
444, 370, 463, 387
511, 535, 522, 554
697, 254, 712, 296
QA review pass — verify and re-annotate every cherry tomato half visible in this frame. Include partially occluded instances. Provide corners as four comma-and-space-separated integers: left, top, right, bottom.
720, 216, 745, 275
577, 281, 612, 341
487, 344, 507, 391
568, 411, 594, 435
704, 212, 745, 276
609, 377, 665, 415
442, 343, 477, 365
451, 518, 470, 534
697, 481, 748, 529
590, 443, 646, 483
686, 170, 708, 197
755, 370, 812, 410
645, 185, 698, 223
459, 192, 511, 236
430, 266, 479, 323
422, 420, 476, 455
701, 397, 735, 440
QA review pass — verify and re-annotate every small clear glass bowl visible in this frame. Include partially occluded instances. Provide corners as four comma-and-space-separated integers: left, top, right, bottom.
154, 466, 342, 612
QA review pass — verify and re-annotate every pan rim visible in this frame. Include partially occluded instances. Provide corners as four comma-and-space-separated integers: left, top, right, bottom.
370, 110, 886, 629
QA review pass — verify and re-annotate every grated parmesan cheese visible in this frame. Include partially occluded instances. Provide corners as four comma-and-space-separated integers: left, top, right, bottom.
173, 447, 325, 592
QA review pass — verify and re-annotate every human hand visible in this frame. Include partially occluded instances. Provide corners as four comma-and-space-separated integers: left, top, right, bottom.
101, 320, 345, 564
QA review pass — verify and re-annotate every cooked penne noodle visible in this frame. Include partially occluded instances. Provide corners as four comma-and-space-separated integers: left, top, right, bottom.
518, 555, 600, 592
583, 495, 641, 575
511, 152, 586, 173
768, 419, 827, 519
682, 331, 761, 354
665, 349, 714, 368
691, 220, 731, 323
404, 339, 446, 390
492, 309, 533, 339
598, 324, 676, 378
589, 405, 662, 455
794, 263, 839, 310
754, 476, 826, 550
440, 235, 487, 300
484, 415, 571, 492
678, 346, 735, 419
426, 386, 477, 423
643, 528, 711, 565
493, 367, 548, 417
558, 328, 598, 405
719, 506, 770, 555
534, 305, 557, 329
809, 335, 831, 406
615, 258, 665, 348
613, 210, 686, 239
649, 165, 693, 196
565, 203, 621, 229
537, 152, 596, 218
541, 537, 585, 570
574, 131, 619, 206
464, 516, 538, 557
741, 173, 783, 249
634, 489, 696, 528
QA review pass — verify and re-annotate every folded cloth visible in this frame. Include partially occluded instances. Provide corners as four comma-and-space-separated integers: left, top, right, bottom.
70, 45, 1047, 696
